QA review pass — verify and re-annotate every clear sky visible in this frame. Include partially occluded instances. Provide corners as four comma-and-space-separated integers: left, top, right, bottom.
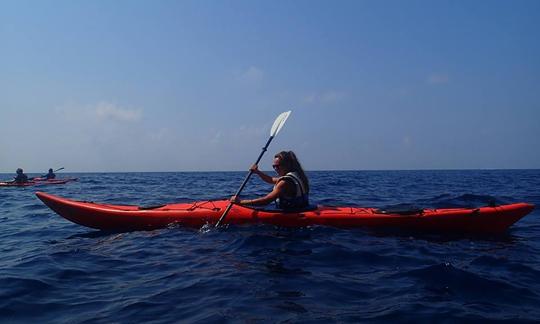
1, 0, 539, 172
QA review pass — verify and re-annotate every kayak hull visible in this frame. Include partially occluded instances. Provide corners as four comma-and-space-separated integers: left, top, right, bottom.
1, 178, 78, 187
35, 192, 534, 233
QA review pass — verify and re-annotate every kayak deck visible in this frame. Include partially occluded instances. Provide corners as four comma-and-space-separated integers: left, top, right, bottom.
35, 191, 534, 233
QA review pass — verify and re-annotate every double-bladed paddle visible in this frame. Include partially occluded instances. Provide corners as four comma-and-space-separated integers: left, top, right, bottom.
215, 110, 292, 227
31, 167, 65, 180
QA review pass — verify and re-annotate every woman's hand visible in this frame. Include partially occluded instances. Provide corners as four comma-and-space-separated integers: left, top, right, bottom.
230, 195, 241, 204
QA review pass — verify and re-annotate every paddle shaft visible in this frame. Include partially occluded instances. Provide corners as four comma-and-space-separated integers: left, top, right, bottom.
215, 136, 274, 227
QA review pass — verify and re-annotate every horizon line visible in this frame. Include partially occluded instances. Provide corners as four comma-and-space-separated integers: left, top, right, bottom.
1, 168, 539, 174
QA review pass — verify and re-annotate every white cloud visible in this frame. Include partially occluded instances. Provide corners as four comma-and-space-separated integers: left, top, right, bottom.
237, 124, 267, 137
303, 94, 316, 103
56, 101, 142, 123
303, 90, 346, 104
238, 66, 264, 84
148, 128, 169, 141
210, 131, 222, 144
321, 91, 346, 102
95, 102, 142, 122
427, 74, 450, 85
402, 135, 412, 147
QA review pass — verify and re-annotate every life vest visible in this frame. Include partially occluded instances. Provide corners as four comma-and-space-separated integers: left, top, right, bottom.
275, 171, 309, 210
14, 174, 28, 183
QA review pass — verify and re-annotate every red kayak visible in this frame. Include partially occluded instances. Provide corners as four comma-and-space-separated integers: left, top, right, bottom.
1, 178, 78, 187
35, 191, 534, 233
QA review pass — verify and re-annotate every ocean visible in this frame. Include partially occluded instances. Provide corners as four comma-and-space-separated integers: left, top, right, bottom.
1, 170, 539, 322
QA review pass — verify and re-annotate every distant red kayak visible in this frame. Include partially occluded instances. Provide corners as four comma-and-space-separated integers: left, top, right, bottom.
35, 191, 534, 233
0, 178, 78, 187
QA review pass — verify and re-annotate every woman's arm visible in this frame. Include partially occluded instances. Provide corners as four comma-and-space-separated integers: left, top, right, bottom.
232, 181, 287, 206
251, 164, 278, 184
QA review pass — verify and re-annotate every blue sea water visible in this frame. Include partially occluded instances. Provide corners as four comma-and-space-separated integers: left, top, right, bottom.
0, 170, 539, 323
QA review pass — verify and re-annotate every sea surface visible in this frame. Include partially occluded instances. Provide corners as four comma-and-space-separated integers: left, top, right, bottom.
1, 170, 539, 323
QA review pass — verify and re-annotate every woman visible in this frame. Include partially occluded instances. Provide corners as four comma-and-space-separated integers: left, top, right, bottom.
14, 168, 28, 183
231, 151, 309, 210
44, 168, 56, 180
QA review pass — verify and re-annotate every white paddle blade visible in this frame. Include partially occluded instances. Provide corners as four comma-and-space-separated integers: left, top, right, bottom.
270, 110, 292, 137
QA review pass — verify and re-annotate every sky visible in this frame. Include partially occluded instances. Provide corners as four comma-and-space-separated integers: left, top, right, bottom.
1, 0, 539, 172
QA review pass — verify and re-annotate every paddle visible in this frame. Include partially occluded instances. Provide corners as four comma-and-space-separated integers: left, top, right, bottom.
215, 110, 292, 227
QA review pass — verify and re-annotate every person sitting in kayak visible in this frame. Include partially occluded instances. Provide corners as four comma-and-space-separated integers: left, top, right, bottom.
231, 150, 309, 210
14, 168, 29, 183
44, 168, 56, 180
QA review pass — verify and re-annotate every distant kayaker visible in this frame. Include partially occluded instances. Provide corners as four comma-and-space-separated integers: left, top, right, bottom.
44, 168, 56, 180
231, 151, 309, 210
14, 168, 29, 183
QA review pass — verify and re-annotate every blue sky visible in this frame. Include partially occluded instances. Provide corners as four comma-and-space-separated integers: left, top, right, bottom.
1, 0, 539, 172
